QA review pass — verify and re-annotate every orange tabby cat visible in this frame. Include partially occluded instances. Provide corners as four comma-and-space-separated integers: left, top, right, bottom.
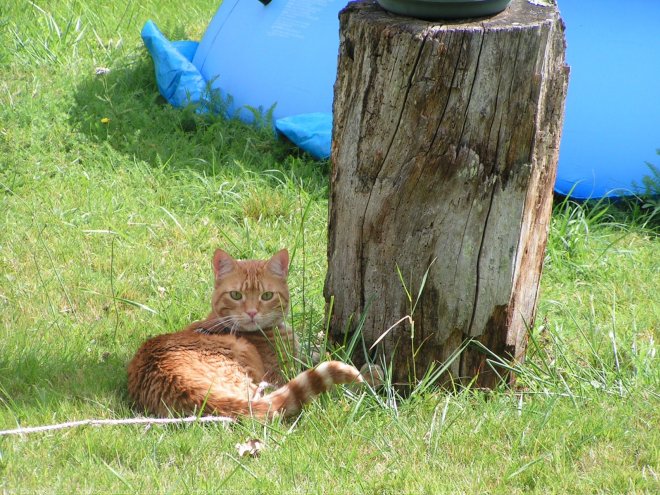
127, 249, 363, 418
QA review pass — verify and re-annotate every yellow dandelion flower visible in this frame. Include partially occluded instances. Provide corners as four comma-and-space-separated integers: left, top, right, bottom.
101, 117, 110, 124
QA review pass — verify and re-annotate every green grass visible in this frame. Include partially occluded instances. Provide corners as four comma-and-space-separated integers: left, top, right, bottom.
1, 0, 658, 493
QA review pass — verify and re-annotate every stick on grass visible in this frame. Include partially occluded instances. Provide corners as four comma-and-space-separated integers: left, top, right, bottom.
0, 415, 234, 436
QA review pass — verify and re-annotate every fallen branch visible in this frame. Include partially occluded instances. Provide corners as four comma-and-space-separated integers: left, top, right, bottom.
0, 415, 234, 437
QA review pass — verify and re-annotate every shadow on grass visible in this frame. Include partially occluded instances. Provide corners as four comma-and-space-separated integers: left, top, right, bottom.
67, 51, 327, 182
0, 350, 128, 415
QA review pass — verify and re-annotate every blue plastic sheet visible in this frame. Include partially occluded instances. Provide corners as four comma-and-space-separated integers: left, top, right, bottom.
275, 113, 333, 160
141, 20, 207, 109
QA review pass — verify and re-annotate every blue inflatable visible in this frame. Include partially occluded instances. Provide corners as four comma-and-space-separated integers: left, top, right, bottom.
142, 1, 659, 196
192, 0, 343, 122
556, 0, 660, 199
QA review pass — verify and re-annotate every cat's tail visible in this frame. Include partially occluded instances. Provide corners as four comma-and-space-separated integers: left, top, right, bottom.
259, 361, 364, 417
208, 361, 364, 419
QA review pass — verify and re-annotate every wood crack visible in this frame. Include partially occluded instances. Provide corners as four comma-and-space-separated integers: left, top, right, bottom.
358, 32, 429, 318
454, 198, 476, 286
467, 183, 497, 336
456, 27, 486, 148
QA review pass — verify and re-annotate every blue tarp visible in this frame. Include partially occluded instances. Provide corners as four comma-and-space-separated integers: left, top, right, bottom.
274, 113, 332, 161
141, 21, 207, 109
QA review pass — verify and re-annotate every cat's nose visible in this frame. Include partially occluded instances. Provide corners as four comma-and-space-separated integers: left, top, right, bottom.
246, 310, 258, 320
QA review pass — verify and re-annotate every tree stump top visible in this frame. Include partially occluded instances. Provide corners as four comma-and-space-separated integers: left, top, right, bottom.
345, 0, 562, 30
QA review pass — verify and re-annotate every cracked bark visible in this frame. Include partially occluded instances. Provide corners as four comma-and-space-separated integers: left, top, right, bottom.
325, 0, 569, 388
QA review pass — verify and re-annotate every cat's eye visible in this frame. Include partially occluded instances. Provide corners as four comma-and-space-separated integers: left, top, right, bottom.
261, 291, 274, 301
229, 291, 243, 301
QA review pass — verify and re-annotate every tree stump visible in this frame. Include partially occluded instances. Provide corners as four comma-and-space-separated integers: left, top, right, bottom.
325, 0, 569, 388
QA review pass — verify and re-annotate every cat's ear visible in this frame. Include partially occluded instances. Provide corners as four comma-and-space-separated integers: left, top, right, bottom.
213, 249, 236, 280
266, 249, 289, 278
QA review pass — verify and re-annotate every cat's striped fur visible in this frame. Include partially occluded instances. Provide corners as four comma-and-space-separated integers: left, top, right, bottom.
127, 249, 363, 418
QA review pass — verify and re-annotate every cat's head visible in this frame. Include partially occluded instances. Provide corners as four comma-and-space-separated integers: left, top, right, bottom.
210, 249, 290, 332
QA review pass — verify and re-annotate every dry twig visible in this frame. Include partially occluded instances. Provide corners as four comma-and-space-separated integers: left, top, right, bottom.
0, 415, 233, 437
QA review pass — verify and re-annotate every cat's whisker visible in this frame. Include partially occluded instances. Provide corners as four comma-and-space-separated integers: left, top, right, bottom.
204, 321, 223, 331
204, 320, 228, 331
201, 316, 237, 334
215, 317, 236, 327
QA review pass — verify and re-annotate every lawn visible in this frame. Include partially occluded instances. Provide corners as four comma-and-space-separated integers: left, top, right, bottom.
0, 1, 658, 493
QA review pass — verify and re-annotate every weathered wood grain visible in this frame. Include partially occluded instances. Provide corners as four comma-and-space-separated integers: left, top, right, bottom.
325, 0, 569, 387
